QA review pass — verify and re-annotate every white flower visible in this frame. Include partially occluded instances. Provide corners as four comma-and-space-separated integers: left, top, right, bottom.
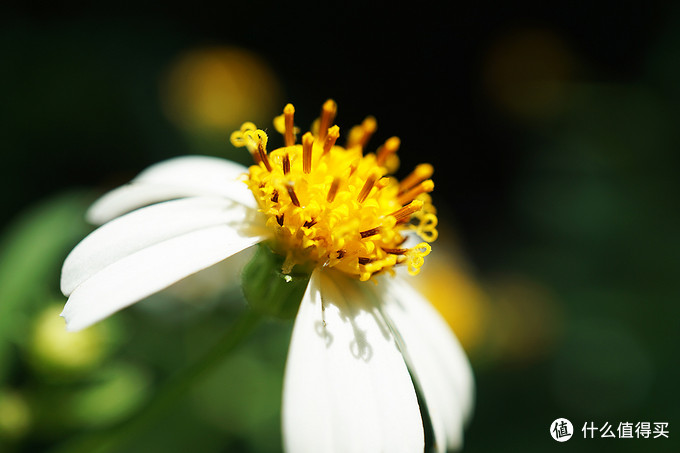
60, 101, 474, 452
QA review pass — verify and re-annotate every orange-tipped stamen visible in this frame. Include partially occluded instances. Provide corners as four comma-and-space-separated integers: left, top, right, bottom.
284, 104, 295, 147
357, 173, 378, 203
376, 136, 401, 166
399, 163, 433, 194
322, 125, 340, 156
302, 132, 314, 174
318, 99, 337, 142
397, 179, 434, 205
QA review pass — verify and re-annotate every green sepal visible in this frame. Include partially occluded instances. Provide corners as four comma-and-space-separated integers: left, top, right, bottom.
241, 244, 312, 320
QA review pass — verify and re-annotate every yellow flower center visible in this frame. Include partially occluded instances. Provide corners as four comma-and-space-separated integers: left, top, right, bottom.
230, 100, 438, 281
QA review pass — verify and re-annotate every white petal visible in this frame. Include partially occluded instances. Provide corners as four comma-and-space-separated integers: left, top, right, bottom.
377, 276, 475, 452
62, 197, 266, 296
87, 156, 256, 224
61, 223, 264, 331
282, 269, 424, 453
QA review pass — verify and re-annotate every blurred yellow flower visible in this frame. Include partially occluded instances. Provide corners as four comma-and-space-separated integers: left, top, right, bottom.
411, 234, 490, 355
161, 46, 282, 132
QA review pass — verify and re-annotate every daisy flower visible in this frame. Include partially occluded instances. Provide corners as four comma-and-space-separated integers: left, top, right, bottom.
60, 100, 474, 452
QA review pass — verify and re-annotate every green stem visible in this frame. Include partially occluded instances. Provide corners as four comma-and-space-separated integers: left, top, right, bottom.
52, 309, 262, 453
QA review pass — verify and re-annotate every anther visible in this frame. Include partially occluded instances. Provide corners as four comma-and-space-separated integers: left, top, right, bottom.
257, 140, 272, 172
284, 104, 295, 147
276, 214, 284, 226
271, 190, 279, 203
376, 136, 401, 166
397, 179, 434, 205
318, 99, 337, 142
303, 219, 317, 228
360, 227, 380, 239
347, 116, 377, 149
282, 153, 291, 175
358, 257, 373, 265
302, 132, 314, 174
357, 173, 377, 203
389, 199, 424, 221
287, 184, 301, 207
327, 177, 340, 203
382, 247, 409, 255
322, 125, 340, 156
399, 163, 433, 194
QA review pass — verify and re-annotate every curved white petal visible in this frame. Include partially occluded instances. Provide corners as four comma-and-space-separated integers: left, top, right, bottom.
282, 269, 424, 453
62, 197, 266, 296
87, 156, 256, 224
61, 223, 264, 332
376, 276, 475, 452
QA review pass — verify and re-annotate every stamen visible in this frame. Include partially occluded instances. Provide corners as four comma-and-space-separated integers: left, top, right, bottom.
282, 153, 291, 175
276, 214, 284, 226
318, 99, 337, 142
382, 247, 408, 255
397, 179, 434, 205
358, 257, 373, 265
327, 177, 340, 203
360, 227, 380, 239
302, 132, 314, 174
389, 199, 424, 221
303, 218, 317, 228
287, 184, 301, 207
271, 190, 279, 203
257, 140, 272, 172
399, 163, 433, 194
357, 173, 378, 203
376, 136, 401, 167
322, 125, 340, 156
347, 116, 377, 149
284, 103, 295, 147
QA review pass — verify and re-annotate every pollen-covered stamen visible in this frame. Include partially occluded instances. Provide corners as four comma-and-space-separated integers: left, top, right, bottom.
284, 103, 296, 146
357, 173, 378, 203
239, 100, 438, 281
399, 163, 433, 194
376, 136, 401, 167
318, 99, 337, 142
322, 125, 340, 156
287, 184, 301, 207
397, 179, 434, 205
302, 132, 314, 174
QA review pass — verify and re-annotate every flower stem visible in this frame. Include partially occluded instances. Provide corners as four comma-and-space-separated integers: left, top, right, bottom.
51, 308, 262, 453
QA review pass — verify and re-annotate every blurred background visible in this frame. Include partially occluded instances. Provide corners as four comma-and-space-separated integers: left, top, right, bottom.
1, 1, 678, 452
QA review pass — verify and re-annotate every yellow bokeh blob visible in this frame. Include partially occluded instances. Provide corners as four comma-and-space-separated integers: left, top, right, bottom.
161, 46, 282, 131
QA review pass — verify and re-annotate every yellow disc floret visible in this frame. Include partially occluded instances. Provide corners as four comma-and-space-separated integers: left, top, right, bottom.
231, 100, 438, 281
